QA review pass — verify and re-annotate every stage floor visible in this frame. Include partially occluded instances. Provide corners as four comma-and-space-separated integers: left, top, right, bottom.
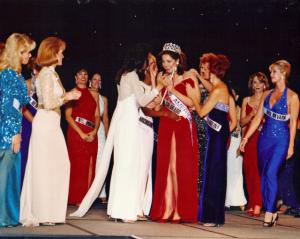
1, 205, 300, 239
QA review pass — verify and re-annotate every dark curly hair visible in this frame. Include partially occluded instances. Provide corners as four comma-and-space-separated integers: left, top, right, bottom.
158, 50, 187, 75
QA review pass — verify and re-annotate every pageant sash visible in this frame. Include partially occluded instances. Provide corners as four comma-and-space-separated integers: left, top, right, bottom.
75, 116, 95, 128
264, 108, 290, 121
167, 92, 194, 144
163, 99, 181, 115
205, 116, 222, 132
29, 97, 38, 110
139, 116, 153, 128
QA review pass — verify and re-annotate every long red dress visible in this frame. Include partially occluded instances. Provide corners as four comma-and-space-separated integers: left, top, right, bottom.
151, 78, 199, 222
68, 87, 98, 205
243, 103, 262, 210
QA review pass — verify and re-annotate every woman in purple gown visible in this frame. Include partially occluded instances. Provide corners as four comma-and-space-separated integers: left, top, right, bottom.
21, 59, 40, 186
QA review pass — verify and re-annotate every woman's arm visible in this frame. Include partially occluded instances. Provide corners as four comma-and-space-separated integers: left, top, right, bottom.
287, 92, 300, 159
187, 83, 221, 118
102, 96, 110, 136
240, 97, 255, 127
228, 96, 237, 132
87, 90, 101, 141
65, 97, 89, 141
240, 91, 268, 151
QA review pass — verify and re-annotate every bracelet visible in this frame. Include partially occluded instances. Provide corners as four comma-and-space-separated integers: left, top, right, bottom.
242, 137, 248, 142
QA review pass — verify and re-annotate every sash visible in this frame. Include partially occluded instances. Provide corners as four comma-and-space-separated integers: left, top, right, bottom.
163, 99, 181, 115
139, 116, 153, 128
75, 116, 95, 128
264, 108, 290, 121
167, 92, 194, 144
205, 116, 222, 132
29, 97, 38, 110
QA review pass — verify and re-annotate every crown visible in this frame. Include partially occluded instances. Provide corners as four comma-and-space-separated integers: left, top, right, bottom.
162, 42, 181, 54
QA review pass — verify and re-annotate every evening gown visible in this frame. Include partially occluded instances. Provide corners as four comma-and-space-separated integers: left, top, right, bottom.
0, 69, 29, 227
21, 79, 37, 186
225, 107, 247, 207
243, 103, 263, 210
67, 87, 98, 205
198, 102, 230, 225
20, 66, 70, 226
151, 78, 199, 223
258, 87, 290, 213
96, 95, 107, 198
193, 88, 209, 195
70, 71, 158, 220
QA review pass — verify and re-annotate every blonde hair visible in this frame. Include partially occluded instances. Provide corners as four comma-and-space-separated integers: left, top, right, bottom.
0, 33, 36, 73
269, 60, 291, 81
248, 72, 269, 95
36, 37, 66, 67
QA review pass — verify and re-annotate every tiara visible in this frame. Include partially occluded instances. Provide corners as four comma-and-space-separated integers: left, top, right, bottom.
162, 42, 181, 54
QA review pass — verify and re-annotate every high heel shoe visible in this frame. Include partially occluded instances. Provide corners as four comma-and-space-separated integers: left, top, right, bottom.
157, 210, 175, 223
263, 214, 278, 227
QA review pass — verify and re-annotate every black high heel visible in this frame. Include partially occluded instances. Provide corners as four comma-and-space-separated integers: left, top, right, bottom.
263, 214, 278, 227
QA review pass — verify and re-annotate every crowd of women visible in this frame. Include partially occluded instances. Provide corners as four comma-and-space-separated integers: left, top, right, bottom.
0, 33, 299, 229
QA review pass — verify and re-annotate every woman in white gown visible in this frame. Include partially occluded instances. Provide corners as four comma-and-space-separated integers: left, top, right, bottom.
89, 73, 109, 202
20, 37, 81, 226
225, 92, 247, 208
70, 45, 163, 222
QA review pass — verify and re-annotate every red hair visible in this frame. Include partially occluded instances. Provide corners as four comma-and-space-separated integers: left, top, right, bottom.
200, 53, 230, 79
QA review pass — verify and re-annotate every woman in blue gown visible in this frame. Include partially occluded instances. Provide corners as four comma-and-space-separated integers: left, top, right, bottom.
240, 60, 299, 227
0, 33, 35, 227
186, 53, 231, 226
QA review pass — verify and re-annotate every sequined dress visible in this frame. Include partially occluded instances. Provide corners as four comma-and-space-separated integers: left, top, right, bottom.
198, 102, 230, 225
192, 88, 209, 194
0, 68, 29, 227
258, 87, 290, 213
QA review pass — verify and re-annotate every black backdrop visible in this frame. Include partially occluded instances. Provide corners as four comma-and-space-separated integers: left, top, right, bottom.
1, 0, 300, 115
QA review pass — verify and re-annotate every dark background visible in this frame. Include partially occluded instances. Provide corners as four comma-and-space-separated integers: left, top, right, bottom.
1, 0, 300, 114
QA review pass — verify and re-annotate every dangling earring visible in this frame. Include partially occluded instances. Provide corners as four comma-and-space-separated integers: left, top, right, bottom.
89, 81, 92, 88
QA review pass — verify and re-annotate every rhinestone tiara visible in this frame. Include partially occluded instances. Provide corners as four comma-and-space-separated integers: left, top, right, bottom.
162, 42, 181, 54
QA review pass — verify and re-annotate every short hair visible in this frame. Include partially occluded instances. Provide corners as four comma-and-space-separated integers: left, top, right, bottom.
269, 60, 291, 80
36, 37, 66, 67
200, 53, 230, 79
248, 72, 269, 94
0, 33, 36, 73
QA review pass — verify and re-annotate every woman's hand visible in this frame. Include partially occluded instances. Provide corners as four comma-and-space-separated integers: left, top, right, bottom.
65, 89, 81, 101
79, 131, 90, 141
12, 134, 21, 153
239, 137, 248, 152
286, 146, 294, 160
164, 111, 181, 121
86, 130, 97, 142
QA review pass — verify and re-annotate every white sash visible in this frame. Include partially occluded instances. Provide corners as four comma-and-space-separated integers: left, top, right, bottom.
264, 108, 290, 121
29, 97, 38, 110
167, 92, 194, 144
205, 116, 222, 132
75, 116, 95, 128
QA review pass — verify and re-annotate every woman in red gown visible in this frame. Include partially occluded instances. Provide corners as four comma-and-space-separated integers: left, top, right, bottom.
240, 72, 269, 216
66, 69, 100, 205
150, 43, 199, 223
